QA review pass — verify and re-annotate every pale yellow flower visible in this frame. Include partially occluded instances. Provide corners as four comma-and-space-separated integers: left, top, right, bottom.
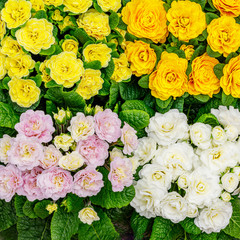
46, 203, 58, 214
97, 0, 121, 12
43, 0, 63, 7
62, 39, 79, 55
0, 14, 6, 40
58, 16, 75, 31
52, 10, 63, 22
0, 53, 7, 80
63, 0, 92, 14
78, 207, 100, 225
1, 36, 23, 57
30, 0, 45, 11
39, 60, 52, 86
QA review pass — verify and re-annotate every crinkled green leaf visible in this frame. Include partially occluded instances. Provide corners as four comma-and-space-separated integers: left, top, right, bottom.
34, 10, 47, 19
83, 60, 102, 70
78, 208, 120, 240
30, 74, 42, 87
0, 102, 19, 129
218, 231, 237, 240
205, 12, 219, 24
0, 89, 6, 103
0, 77, 10, 90
156, 97, 173, 109
225, 53, 238, 64
98, 78, 111, 96
0, 200, 17, 231
23, 200, 38, 219
172, 97, 184, 112
119, 109, 150, 129
51, 207, 79, 240
189, 232, 217, 240
34, 200, 51, 219
119, 81, 146, 100
190, 45, 206, 62
117, 17, 127, 30
193, 94, 210, 103
14, 195, 27, 218
90, 167, 135, 209
63, 193, 84, 213
46, 100, 57, 117
207, 45, 221, 58
143, 93, 156, 109
109, 11, 119, 29
71, 28, 94, 45
222, 92, 235, 106
213, 63, 225, 80
0, 127, 16, 138
39, 45, 56, 55
138, 75, 149, 89
0, 0, 7, 10
17, 216, 51, 240
196, 113, 219, 127
150, 217, 184, 240
105, 81, 119, 109
0, 224, 18, 240
104, 58, 115, 79
179, 218, 201, 235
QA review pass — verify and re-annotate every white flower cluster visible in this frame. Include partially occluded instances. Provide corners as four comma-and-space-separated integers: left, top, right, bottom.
130, 107, 240, 234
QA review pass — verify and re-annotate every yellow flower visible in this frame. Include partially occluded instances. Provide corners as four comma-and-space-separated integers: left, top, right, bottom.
46, 51, 84, 88
180, 44, 195, 61
122, 0, 168, 43
58, 16, 75, 31
62, 39, 79, 55
83, 43, 112, 68
149, 51, 188, 100
97, 0, 121, 12
39, 60, 52, 86
0, 36, 23, 57
212, 0, 240, 17
30, 0, 45, 11
0, 14, 6, 40
167, 1, 207, 42
5, 54, 35, 78
43, 0, 63, 7
125, 40, 156, 77
8, 77, 40, 107
207, 16, 240, 57
78, 207, 100, 225
76, 69, 104, 100
77, 9, 111, 40
15, 18, 55, 55
63, 0, 92, 14
46, 203, 58, 214
111, 53, 132, 82
54, 134, 74, 151
59, 151, 84, 171
188, 53, 220, 97
220, 55, 240, 98
0, 53, 7, 80
52, 10, 63, 22
1, 0, 31, 29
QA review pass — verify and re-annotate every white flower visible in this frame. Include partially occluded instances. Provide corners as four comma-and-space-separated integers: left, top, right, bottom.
189, 123, 212, 149
59, 151, 85, 171
154, 142, 197, 180
129, 156, 140, 174
211, 106, 240, 134
109, 147, 124, 161
146, 110, 189, 146
212, 126, 227, 146
160, 192, 188, 223
225, 125, 238, 142
194, 200, 232, 234
233, 166, 240, 180
185, 167, 222, 207
178, 173, 190, 190
78, 207, 100, 225
68, 112, 94, 142
221, 192, 231, 202
187, 203, 199, 218
133, 137, 157, 165
54, 134, 74, 152
221, 172, 239, 193
199, 142, 240, 174
130, 179, 167, 218
139, 164, 172, 190
0, 134, 12, 164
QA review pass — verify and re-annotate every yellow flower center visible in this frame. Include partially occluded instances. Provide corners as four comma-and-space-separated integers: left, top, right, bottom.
220, 31, 229, 42
166, 72, 176, 82
178, 17, 190, 28
54, 176, 64, 188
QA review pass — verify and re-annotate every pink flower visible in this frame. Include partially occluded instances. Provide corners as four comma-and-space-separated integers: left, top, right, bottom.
40, 145, 62, 169
8, 135, 44, 171
37, 167, 73, 200
76, 135, 109, 167
94, 109, 121, 143
121, 122, 138, 155
108, 157, 133, 192
0, 164, 23, 202
17, 167, 44, 201
73, 166, 104, 197
15, 110, 55, 143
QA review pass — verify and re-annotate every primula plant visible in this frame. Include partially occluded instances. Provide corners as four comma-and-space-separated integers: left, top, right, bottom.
1, 0, 240, 239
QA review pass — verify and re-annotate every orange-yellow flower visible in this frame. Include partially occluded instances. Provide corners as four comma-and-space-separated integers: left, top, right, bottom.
149, 52, 188, 100
121, 0, 168, 43
167, 1, 206, 42
212, 0, 240, 17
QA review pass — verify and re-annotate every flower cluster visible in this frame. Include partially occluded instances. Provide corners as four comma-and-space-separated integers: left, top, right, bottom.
130, 107, 240, 234
0, 108, 138, 202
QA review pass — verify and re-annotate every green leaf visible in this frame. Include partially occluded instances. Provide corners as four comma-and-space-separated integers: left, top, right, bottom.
222, 92, 235, 106
189, 232, 217, 240
218, 231, 236, 240
0, 200, 17, 231
150, 217, 184, 240
225, 52, 238, 64
119, 81, 146, 100
223, 199, 240, 238
17, 216, 51, 240
207, 45, 221, 58
104, 58, 115, 79
156, 97, 172, 109
105, 81, 119, 109
172, 97, 185, 112
205, 12, 219, 24
0, 77, 11, 90
23, 200, 38, 219
138, 75, 149, 89
34, 200, 51, 219
0, 224, 18, 240
193, 94, 210, 103
93, 1, 103, 12
143, 92, 156, 109
84, 60, 102, 70
71, 28, 94, 45
190, 45, 206, 62
46, 100, 57, 117
51, 207, 79, 240
98, 78, 111, 96
131, 212, 151, 240
119, 109, 150, 129
150, 44, 164, 62
30, 74, 42, 87
109, 10, 119, 29
0, 102, 19, 129
0, 89, 6, 102
213, 63, 225, 80
0, 127, 16, 138
90, 167, 135, 209
125, 32, 138, 42
14, 195, 27, 217
63, 193, 84, 213
78, 208, 120, 240
196, 113, 219, 127
34, 10, 47, 19
0, 0, 7, 11
122, 100, 155, 117
39, 45, 56, 55
117, 17, 127, 30
45, 80, 60, 88
179, 218, 201, 235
